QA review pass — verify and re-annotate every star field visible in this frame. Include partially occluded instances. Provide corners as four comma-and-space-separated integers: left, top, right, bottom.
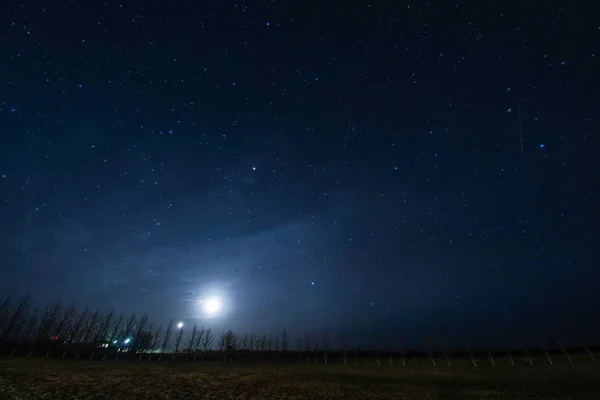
0, 1, 598, 347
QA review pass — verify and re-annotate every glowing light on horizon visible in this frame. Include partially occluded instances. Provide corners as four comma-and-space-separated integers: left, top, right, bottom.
202, 297, 222, 317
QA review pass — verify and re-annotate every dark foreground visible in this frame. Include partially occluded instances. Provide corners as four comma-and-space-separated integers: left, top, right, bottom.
1, 358, 599, 399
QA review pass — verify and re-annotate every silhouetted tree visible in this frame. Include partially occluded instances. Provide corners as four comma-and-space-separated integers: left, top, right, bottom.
63, 308, 90, 358
219, 329, 237, 362
103, 314, 124, 360
0, 295, 12, 332
11, 309, 38, 356
147, 323, 163, 360
173, 325, 184, 360
193, 326, 205, 361
132, 314, 148, 354
200, 328, 213, 360
29, 303, 61, 357
159, 319, 173, 360
117, 313, 136, 358
241, 333, 249, 351
77, 309, 101, 359
46, 305, 76, 357
90, 310, 113, 359
186, 325, 198, 360
0, 295, 31, 347
134, 324, 154, 358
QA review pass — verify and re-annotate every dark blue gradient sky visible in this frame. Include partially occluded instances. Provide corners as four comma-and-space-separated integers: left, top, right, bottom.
1, 1, 598, 348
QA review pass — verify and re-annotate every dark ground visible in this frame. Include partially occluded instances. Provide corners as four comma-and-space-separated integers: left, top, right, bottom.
0, 357, 599, 399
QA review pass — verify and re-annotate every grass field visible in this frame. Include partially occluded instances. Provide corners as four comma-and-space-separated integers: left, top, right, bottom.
1, 358, 599, 399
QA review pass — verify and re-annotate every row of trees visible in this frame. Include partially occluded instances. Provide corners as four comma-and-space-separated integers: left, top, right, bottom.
1, 295, 598, 366
0, 295, 306, 361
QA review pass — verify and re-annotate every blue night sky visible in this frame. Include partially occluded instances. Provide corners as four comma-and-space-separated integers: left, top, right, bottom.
0, 1, 598, 348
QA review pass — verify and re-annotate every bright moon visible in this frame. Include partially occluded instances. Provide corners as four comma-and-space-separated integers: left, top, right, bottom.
203, 297, 222, 316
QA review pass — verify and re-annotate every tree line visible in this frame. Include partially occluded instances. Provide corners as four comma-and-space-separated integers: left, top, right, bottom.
0, 294, 333, 362
1, 294, 598, 366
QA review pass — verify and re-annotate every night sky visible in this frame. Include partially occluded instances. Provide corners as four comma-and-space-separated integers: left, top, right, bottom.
1, 1, 598, 348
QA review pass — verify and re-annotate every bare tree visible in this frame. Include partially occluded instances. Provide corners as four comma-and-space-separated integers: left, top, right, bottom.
89, 310, 113, 360
135, 323, 155, 358
241, 333, 249, 351
0, 295, 31, 346
76, 309, 101, 359
268, 333, 273, 351
159, 320, 174, 360
11, 310, 38, 356
63, 308, 90, 358
132, 314, 148, 355
90, 310, 113, 360
200, 328, 213, 360
250, 334, 256, 350
0, 295, 12, 330
267, 333, 273, 362
173, 325, 184, 360
186, 325, 198, 361
46, 305, 76, 357
115, 313, 136, 360
193, 326, 205, 361
219, 329, 238, 362
84, 309, 102, 341
96, 310, 114, 344
120, 313, 136, 348
148, 323, 163, 360
29, 303, 61, 357
103, 314, 124, 360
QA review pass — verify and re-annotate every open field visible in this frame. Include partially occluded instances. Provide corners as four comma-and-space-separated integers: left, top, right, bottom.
1, 358, 599, 399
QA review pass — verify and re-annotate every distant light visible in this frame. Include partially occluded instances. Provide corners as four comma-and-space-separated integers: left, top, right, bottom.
113, 340, 118, 344
124, 338, 130, 344
177, 321, 184, 329
539, 143, 545, 148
